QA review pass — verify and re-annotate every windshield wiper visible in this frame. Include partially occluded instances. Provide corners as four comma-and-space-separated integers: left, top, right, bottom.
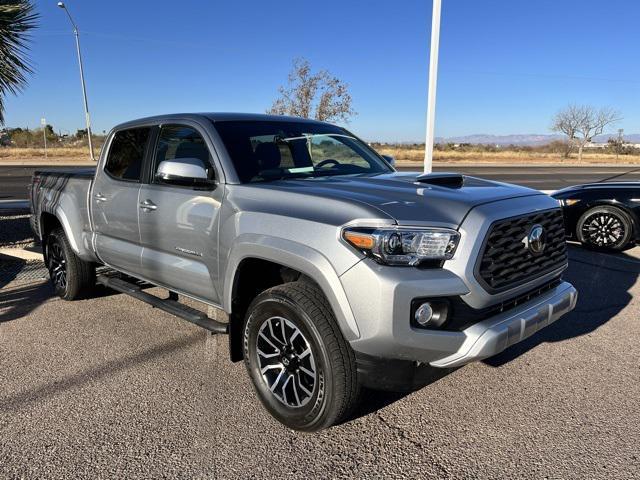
254, 171, 314, 182
307, 170, 351, 178
254, 169, 352, 183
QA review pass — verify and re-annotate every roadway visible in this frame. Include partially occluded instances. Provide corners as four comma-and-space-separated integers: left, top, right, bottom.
2, 188, 639, 477
2, 165, 640, 201
1, 235, 639, 477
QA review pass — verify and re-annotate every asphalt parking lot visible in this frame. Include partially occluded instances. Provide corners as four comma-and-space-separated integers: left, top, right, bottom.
1, 216, 639, 479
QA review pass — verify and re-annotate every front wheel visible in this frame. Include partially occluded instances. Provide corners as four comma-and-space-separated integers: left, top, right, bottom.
576, 206, 634, 251
243, 281, 359, 431
45, 227, 95, 300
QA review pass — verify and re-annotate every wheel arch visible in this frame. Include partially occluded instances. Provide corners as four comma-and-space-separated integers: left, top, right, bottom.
40, 207, 82, 253
224, 236, 360, 362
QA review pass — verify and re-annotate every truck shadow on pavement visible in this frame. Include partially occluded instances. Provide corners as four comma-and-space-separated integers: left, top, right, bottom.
0, 333, 203, 413
0, 281, 55, 324
484, 244, 639, 367
350, 366, 457, 422
350, 245, 638, 420
0, 274, 120, 325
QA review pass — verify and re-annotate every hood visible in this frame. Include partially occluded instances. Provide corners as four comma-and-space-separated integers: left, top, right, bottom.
554, 181, 638, 195
250, 172, 543, 227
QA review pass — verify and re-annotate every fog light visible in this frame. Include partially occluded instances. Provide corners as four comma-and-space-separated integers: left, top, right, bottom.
413, 300, 449, 328
415, 302, 434, 326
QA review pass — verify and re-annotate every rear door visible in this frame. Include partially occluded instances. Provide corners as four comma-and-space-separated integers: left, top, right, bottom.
91, 126, 152, 274
138, 124, 223, 303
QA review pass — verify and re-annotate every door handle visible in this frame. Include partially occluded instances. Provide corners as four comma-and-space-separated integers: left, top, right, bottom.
139, 199, 157, 211
94, 193, 107, 202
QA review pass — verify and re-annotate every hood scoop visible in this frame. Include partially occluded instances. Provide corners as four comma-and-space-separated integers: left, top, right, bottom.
415, 172, 465, 188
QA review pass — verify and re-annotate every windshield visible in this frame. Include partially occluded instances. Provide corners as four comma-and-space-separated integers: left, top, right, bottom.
213, 120, 393, 183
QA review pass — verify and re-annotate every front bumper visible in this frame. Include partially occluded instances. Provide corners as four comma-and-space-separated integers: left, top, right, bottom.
429, 281, 577, 367
340, 258, 577, 367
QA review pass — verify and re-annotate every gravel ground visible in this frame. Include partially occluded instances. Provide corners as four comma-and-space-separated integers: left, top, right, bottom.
1, 221, 639, 478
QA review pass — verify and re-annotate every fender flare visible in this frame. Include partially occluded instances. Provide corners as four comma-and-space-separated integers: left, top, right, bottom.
39, 207, 81, 254
40, 207, 97, 262
54, 205, 81, 253
223, 234, 361, 341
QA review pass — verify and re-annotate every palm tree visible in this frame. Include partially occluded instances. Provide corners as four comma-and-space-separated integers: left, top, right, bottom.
0, 1, 38, 124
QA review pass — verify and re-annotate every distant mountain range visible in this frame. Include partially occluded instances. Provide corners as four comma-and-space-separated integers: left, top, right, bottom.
433, 133, 640, 146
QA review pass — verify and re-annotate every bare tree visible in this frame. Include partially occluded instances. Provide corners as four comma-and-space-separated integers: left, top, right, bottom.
551, 104, 621, 161
267, 58, 355, 123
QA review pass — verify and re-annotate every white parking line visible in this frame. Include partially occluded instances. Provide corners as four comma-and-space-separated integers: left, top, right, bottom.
0, 247, 43, 261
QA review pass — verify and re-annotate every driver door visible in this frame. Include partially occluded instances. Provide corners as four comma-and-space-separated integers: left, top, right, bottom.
138, 124, 223, 303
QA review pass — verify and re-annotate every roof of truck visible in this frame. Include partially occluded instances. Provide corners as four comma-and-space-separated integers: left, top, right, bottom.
113, 112, 330, 130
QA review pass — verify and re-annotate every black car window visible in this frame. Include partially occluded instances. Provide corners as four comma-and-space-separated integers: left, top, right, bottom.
213, 120, 392, 183
105, 127, 151, 182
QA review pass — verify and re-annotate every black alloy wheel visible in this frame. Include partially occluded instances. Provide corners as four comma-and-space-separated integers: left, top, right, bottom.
577, 206, 633, 251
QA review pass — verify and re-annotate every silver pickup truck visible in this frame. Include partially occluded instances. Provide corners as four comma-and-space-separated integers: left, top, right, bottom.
30, 113, 577, 431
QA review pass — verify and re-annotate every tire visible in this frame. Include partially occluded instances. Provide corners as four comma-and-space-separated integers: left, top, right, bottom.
242, 281, 359, 431
45, 227, 95, 300
576, 206, 634, 251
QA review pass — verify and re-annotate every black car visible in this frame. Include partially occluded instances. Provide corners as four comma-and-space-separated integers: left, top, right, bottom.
552, 182, 639, 251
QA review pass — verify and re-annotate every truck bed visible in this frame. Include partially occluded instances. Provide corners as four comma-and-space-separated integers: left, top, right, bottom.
29, 168, 96, 259
33, 167, 96, 179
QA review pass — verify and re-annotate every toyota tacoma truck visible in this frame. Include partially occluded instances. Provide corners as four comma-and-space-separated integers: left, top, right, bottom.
30, 113, 577, 431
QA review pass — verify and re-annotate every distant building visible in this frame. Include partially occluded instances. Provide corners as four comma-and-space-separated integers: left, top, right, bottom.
584, 141, 640, 149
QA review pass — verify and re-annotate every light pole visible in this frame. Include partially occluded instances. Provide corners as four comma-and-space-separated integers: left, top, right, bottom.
424, 0, 442, 173
617, 128, 624, 162
57, 1, 95, 161
41, 117, 47, 159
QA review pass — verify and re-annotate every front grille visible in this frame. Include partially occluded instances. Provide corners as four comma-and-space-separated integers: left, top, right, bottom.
476, 209, 567, 292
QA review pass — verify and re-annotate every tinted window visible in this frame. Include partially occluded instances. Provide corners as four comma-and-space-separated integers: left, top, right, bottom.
105, 128, 150, 181
213, 120, 391, 183
153, 125, 214, 180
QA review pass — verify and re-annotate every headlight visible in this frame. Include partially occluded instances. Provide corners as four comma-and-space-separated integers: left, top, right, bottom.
342, 226, 460, 266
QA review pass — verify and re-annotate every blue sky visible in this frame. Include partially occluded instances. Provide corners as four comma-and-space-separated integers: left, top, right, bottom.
5, 0, 639, 142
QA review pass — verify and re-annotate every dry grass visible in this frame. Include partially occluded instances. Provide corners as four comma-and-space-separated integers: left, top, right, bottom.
377, 146, 640, 165
0, 147, 98, 165
2, 145, 640, 166
0, 147, 96, 158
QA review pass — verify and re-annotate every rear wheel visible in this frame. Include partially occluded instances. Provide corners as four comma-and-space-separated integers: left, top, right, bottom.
576, 206, 633, 251
45, 227, 95, 300
242, 281, 359, 431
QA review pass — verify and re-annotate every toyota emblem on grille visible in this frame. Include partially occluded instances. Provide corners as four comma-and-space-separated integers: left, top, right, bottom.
522, 224, 546, 255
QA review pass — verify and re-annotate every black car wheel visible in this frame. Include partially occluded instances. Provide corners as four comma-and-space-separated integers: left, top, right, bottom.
576, 206, 633, 251
242, 281, 359, 431
46, 227, 95, 300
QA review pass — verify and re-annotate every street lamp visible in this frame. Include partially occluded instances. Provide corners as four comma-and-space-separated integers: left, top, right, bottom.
424, 0, 442, 173
57, 1, 95, 161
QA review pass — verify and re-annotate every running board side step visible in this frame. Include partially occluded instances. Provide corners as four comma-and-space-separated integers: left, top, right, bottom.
96, 275, 228, 334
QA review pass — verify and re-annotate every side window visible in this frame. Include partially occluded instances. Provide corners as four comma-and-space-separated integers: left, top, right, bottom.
105, 127, 150, 182
153, 125, 214, 181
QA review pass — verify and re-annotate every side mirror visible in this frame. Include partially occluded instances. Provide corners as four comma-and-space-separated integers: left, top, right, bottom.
155, 158, 215, 188
382, 154, 396, 167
